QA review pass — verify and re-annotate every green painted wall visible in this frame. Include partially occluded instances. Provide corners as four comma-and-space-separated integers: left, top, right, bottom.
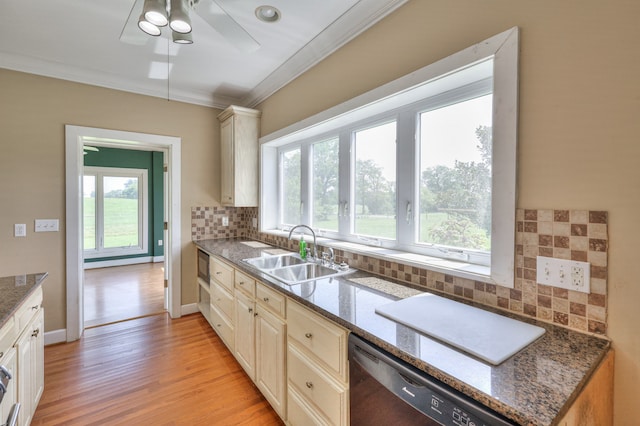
84, 146, 164, 262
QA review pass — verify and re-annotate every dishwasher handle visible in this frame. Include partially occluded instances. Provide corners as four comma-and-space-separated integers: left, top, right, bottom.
3, 403, 20, 426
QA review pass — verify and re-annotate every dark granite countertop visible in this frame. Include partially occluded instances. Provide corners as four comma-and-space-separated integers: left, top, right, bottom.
0, 272, 48, 329
194, 239, 610, 426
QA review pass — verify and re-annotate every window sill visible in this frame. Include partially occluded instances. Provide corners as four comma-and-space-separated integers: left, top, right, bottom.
261, 229, 495, 285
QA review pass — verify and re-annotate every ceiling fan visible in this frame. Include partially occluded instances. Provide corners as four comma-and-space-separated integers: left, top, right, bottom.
120, 0, 262, 53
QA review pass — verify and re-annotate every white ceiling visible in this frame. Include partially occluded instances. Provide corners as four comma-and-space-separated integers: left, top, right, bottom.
0, 0, 407, 108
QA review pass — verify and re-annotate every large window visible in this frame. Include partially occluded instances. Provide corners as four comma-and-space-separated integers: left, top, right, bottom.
83, 167, 148, 258
262, 28, 518, 287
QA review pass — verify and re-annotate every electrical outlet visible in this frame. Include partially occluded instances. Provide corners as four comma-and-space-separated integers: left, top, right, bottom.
252, 217, 258, 228
222, 216, 229, 226
536, 256, 590, 294
158, 239, 163, 246
14, 224, 26, 237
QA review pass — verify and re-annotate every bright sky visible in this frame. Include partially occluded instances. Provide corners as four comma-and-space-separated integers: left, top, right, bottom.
353, 94, 492, 182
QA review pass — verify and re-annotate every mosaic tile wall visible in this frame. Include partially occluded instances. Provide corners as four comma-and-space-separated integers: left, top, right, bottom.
191, 206, 251, 240
197, 207, 609, 335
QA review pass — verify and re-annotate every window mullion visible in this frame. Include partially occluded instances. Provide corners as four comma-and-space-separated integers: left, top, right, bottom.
300, 144, 311, 225
338, 130, 351, 237
396, 111, 416, 248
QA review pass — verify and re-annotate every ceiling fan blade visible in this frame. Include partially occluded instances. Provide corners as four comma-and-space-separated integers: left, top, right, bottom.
120, 0, 151, 46
195, 0, 260, 53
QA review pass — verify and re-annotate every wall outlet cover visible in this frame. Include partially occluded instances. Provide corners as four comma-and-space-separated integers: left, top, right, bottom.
536, 256, 591, 294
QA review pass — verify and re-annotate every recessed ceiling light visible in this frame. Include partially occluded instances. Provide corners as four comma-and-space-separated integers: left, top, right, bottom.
255, 5, 281, 23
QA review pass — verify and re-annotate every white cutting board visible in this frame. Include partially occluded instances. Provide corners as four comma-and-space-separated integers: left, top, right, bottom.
375, 293, 545, 365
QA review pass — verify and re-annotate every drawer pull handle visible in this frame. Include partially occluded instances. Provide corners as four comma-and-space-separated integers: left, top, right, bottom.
32, 328, 40, 337
0, 365, 11, 380
304, 333, 313, 339
216, 271, 222, 275
263, 297, 269, 302
239, 281, 245, 285
0, 352, 3, 359
32, 305, 39, 310
248, 308, 253, 313
216, 324, 222, 328
305, 381, 313, 389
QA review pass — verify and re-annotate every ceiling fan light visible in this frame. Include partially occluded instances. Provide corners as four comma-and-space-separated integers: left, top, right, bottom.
255, 5, 281, 23
143, 0, 168, 27
138, 15, 161, 36
172, 31, 193, 44
169, 0, 192, 34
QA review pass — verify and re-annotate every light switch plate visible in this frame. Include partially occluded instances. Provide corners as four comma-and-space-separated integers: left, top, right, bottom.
35, 219, 59, 232
536, 256, 591, 293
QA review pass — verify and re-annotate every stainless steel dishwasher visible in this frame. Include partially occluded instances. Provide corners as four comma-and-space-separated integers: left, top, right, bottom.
349, 334, 516, 426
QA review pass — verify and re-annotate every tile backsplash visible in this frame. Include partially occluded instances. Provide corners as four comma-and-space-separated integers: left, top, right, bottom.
192, 206, 608, 336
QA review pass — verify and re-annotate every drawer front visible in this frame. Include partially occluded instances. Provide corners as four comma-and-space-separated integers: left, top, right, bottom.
287, 386, 331, 426
210, 257, 234, 293
210, 303, 234, 351
287, 301, 347, 380
0, 317, 17, 361
234, 270, 256, 297
211, 283, 234, 322
256, 283, 286, 318
15, 287, 43, 333
288, 344, 347, 426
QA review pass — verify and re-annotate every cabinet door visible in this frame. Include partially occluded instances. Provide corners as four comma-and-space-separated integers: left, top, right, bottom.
16, 323, 33, 426
16, 308, 44, 426
256, 307, 286, 419
32, 309, 44, 410
234, 290, 255, 380
220, 117, 235, 205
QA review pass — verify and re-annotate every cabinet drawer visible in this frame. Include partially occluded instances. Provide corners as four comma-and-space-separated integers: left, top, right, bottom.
288, 343, 347, 426
15, 287, 43, 333
235, 270, 256, 296
256, 283, 286, 318
211, 282, 234, 323
288, 385, 331, 426
210, 257, 234, 293
0, 316, 17, 361
210, 303, 234, 351
287, 300, 348, 381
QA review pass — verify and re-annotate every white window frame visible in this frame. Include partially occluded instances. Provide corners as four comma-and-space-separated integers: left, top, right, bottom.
83, 166, 149, 258
261, 28, 518, 288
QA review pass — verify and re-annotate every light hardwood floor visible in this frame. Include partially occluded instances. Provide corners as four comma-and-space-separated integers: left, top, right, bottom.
84, 263, 165, 328
32, 313, 283, 425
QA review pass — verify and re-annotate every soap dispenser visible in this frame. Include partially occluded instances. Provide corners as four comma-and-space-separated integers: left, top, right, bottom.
299, 235, 307, 260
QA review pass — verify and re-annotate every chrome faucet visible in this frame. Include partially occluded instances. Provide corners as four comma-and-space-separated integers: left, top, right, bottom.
288, 225, 318, 261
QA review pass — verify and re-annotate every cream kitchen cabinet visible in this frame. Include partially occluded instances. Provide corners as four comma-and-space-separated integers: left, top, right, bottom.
16, 308, 44, 426
286, 299, 348, 426
255, 285, 286, 419
217, 105, 261, 207
234, 285, 256, 380
0, 285, 44, 426
209, 257, 236, 351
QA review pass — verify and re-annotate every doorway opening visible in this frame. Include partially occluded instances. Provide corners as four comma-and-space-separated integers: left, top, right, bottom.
65, 125, 182, 342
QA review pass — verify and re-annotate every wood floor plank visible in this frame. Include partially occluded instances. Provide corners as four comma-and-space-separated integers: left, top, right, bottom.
32, 314, 284, 425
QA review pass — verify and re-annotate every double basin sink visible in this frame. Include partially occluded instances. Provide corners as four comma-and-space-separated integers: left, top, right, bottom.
242, 253, 355, 286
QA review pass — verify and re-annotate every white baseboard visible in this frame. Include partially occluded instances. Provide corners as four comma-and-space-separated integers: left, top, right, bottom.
181, 303, 199, 316
153, 256, 165, 263
44, 329, 68, 345
84, 256, 154, 269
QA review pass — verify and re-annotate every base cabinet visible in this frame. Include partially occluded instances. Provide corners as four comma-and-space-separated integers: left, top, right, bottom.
255, 305, 286, 418
16, 308, 44, 426
0, 347, 17, 426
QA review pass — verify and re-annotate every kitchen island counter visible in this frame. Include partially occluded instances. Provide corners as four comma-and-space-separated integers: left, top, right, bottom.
0, 273, 47, 329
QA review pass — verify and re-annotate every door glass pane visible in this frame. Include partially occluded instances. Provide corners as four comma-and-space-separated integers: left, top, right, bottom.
103, 176, 139, 248
312, 138, 339, 231
282, 148, 301, 225
354, 121, 397, 240
419, 94, 493, 251
83, 175, 96, 250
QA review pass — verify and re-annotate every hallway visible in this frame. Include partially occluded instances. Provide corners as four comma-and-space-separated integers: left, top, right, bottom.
84, 262, 165, 328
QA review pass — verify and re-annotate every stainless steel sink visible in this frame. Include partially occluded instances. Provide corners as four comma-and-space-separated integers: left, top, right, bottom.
242, 254, 355, 285
243, 253, 306, 270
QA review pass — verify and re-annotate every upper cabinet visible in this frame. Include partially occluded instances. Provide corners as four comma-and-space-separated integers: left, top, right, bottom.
217, 105, 261, 207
